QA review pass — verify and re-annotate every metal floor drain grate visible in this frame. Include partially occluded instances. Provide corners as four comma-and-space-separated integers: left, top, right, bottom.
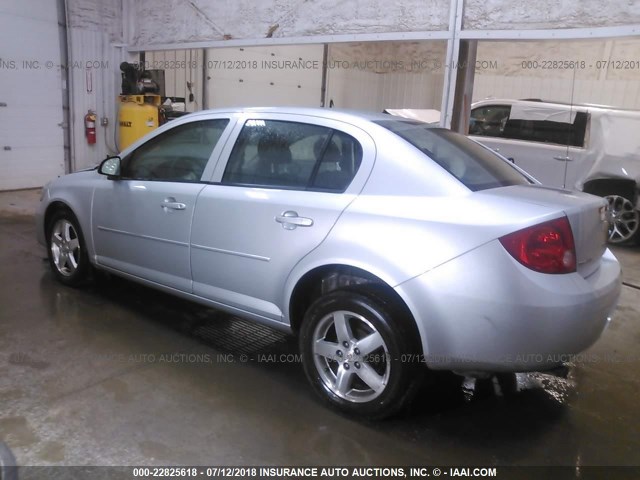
96, 277, 297, 358
189, 315, 295, 356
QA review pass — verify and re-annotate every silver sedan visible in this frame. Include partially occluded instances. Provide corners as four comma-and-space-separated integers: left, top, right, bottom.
36, 107, 621, 418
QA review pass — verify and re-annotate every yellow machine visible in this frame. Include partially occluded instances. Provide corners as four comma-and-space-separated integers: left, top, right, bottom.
118, 94, 161, 150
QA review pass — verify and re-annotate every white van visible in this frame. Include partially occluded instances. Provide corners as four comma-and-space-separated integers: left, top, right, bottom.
469, 99, 640, 244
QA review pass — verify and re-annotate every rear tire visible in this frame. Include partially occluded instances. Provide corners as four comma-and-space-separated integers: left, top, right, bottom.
605, 194, 639, 245
46, 210, 90, 286
299, 288, 423, 419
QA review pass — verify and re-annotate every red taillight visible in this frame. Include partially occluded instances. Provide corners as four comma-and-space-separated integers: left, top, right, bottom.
499, 216, 576, 274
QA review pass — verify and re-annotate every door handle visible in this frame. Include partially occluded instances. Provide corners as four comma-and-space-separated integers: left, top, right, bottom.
161, 198, 186, 211
553, 156, 573, 162
275, 211, 314, 230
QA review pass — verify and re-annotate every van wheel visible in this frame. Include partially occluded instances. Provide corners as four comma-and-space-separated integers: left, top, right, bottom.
299, 289, 423, 419
47, 210, 90, 286
605, 194, 640, 245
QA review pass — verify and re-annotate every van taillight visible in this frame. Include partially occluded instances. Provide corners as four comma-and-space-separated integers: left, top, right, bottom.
499, 216, 576, 274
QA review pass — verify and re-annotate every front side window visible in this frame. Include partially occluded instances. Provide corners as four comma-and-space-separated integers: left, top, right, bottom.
122, 119, 229, 181
377, 119, 531, 191
469, 105, 511, 137
222, 119, 362, 192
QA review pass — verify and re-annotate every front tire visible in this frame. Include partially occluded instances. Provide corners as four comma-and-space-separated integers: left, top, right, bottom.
47, 210, 90, 286
299, 289, 423, 419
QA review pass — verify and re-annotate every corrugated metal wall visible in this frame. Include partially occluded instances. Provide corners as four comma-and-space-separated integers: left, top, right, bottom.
148, 46, 324, 109
325, 68, 445, 112
67, 29, 127, 170
145, 43, 447, 113
325, 67, 380, 110
144, 49, 203, 112
65, 0, 128, 171
325, 42, 446, 112
142, 38, 640, 114
204, 46, 324, 108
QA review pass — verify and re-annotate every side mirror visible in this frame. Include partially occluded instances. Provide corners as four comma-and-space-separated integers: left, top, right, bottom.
98, 156, 121, 179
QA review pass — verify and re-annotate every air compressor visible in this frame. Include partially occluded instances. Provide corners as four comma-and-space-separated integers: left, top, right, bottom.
117, 62, 161, 150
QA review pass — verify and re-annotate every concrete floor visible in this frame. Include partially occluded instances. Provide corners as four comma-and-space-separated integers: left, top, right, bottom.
1, 190, 639, 468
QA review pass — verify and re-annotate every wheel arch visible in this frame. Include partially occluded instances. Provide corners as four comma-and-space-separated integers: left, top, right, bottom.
43, 200, 97, 261
583, 177, 638, 205
287, 263, 425, 354
44, 201, 75, 237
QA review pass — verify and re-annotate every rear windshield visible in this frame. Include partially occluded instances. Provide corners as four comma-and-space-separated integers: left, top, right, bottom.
375, 120, 532, 191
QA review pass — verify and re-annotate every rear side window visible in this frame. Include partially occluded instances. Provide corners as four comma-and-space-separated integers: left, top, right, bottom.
222, 119, 362, 192
311, 130, 363, 192
376, 120, 531, 191
504, 112, 587, 147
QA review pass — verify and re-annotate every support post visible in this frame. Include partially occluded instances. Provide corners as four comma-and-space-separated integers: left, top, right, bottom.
440, 0, 464, 129
450, 40, 477, 133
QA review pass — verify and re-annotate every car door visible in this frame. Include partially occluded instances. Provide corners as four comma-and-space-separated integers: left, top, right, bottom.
92, 116, 233, 291
189, 114, 374, 323
469, 103, 588, 189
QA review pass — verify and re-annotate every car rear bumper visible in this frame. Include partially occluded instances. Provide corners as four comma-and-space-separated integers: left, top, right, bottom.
395, 241, 621, 372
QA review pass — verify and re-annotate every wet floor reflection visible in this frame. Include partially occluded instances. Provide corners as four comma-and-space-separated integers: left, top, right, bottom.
61, 271, 577, 419
3, 219, 639, 466
22, 251, 637, 467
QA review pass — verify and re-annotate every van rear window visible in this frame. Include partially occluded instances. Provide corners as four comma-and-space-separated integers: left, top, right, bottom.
376, 120, 533, 191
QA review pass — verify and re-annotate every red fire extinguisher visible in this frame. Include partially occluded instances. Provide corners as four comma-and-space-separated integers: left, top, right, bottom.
85, 110, 97, 145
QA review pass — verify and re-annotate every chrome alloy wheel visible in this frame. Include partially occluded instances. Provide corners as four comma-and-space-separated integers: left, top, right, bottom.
606, 195, 639, 244
312, 310, 391, 403
50, 219, 81, 277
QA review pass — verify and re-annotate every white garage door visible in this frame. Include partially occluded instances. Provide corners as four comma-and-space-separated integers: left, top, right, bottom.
205, 45, 324, 108
0, 1, 65, 190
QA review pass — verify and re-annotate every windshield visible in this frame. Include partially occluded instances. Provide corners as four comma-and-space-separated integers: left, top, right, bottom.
375, 120, 532, 191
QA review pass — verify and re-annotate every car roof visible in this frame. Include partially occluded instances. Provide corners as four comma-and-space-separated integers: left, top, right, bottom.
122, 106, 440, 158
186, 106, 419, 126
472, 98, 640, 115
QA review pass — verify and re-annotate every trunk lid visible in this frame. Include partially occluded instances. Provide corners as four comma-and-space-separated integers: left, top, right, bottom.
478, 185, 609, 277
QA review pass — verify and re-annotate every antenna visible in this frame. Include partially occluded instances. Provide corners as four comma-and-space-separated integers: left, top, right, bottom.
563, 67, 577, 189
